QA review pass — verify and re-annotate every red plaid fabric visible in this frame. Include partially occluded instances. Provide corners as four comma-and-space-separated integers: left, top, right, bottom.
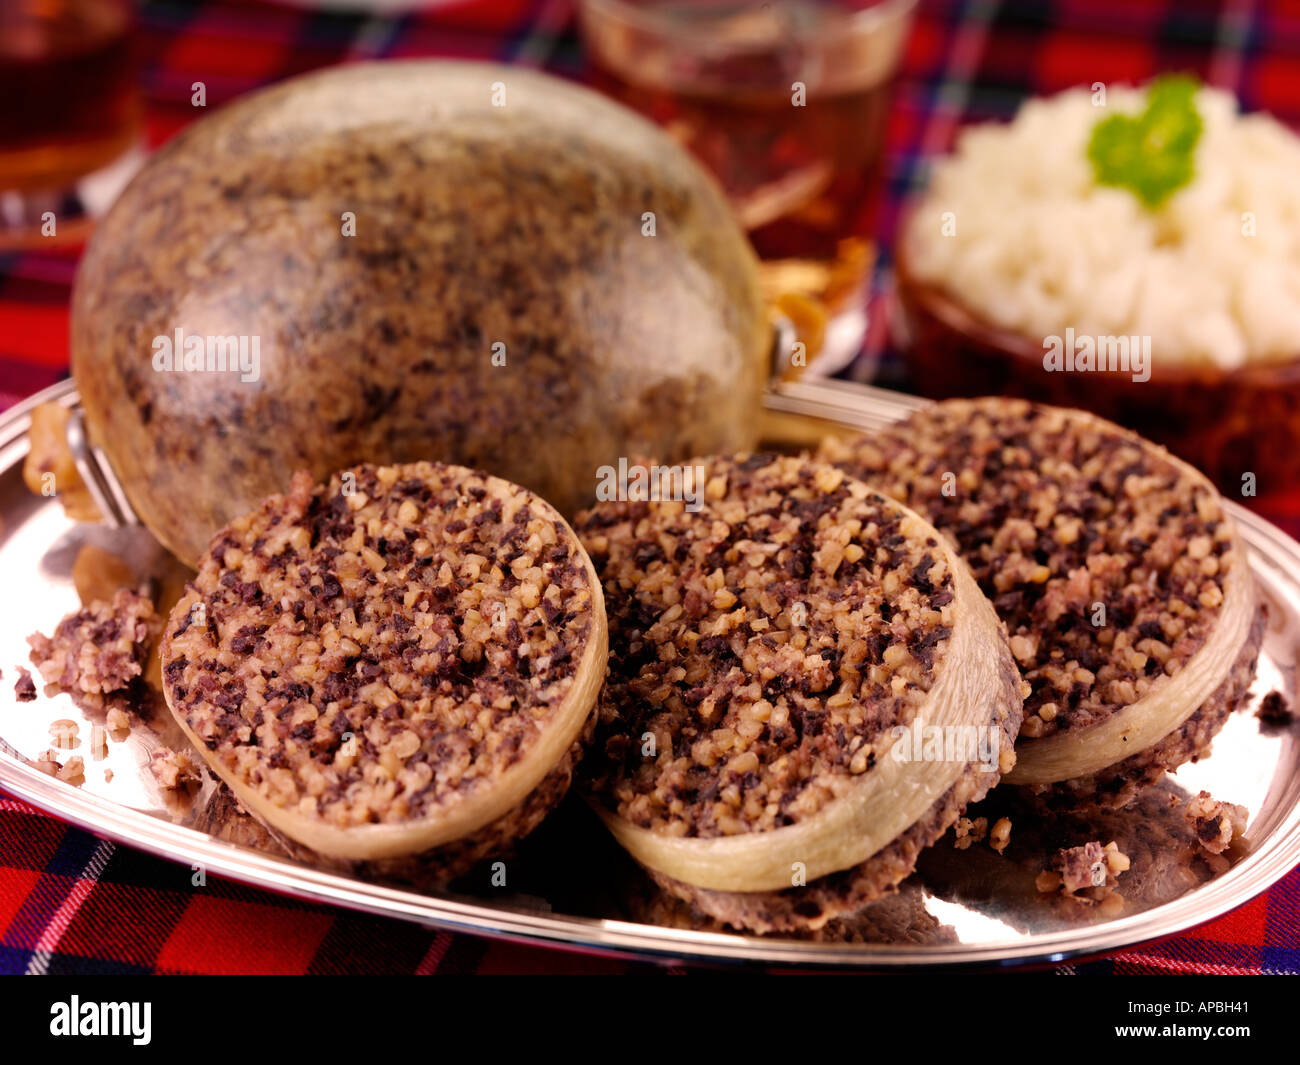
2, 0, 1298, 974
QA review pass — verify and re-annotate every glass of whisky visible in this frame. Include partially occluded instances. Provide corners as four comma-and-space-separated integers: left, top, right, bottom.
0, 0, 143, 249
580, 0, 917, 371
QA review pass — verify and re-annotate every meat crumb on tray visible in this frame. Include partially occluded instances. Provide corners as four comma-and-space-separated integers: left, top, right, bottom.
1185, 791, 1248, 864
149, 749, 202, 792
1037, 840, 1130, 912
27, 588, 160, 712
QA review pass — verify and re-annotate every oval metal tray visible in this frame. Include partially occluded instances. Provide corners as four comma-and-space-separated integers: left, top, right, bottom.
1, 378, 1297, 968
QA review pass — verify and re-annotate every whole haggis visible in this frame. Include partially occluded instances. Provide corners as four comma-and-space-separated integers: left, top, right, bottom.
72, 60, 768, 566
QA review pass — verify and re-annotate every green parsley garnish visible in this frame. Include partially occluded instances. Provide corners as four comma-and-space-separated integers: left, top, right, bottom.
1087, 74, 1203, 209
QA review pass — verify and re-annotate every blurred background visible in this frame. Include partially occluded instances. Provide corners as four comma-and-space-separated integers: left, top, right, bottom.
3, 0, 1299, 482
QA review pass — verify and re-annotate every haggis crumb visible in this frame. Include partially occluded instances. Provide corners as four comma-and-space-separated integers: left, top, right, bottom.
27, 589, 160, 712
952, 816, 988, 850
990, 817, 1012, 854
31, 749, 84, 786
149, 749, 201, 791
1038, 840, 1129, 900
58, 756, 86, 786
1256, 690, 1294, 726
1185, 791, 1248, 856
14, 667, 36, 702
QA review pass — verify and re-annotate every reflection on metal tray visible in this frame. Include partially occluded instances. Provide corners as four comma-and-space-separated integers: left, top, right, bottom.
1, 379, 1297, 968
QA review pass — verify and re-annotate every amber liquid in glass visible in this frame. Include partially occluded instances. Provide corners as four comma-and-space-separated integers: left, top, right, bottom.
586, 1, 904, 334
0, 0, 138, 194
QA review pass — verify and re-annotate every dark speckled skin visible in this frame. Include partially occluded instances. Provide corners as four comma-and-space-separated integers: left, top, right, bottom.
72, 60, 768, 565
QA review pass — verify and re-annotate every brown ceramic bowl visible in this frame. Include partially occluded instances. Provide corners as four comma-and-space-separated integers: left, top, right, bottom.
894, 232, 1300, 498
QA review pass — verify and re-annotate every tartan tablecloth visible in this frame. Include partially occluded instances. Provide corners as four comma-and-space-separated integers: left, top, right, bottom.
2, 0, 1299, 975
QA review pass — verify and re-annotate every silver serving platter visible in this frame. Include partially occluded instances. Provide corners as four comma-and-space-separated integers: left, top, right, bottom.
1, 378, 1297, 969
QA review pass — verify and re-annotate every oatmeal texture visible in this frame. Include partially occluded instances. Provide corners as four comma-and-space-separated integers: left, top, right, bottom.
27, 588, 160, 712
952, 816, 988, 850
1036, 840, 1130, 899
575, 453, 960, 840
1184, 790, 1249, 856
645, 709, 1017, 934
1019, 604, 1265, 808
820, 398, 1245, 741
271, 708, 596, 887
161, 462, 599, 843
149, 749, 202, 791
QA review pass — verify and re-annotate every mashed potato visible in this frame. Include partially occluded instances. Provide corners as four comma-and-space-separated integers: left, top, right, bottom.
904, 85, 1300, 368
